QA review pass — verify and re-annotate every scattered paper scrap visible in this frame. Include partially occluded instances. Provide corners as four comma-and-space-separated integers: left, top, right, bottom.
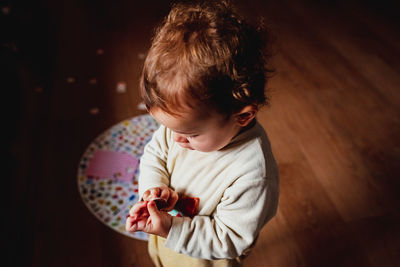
116, 82, 127, 93
137, 102, 147, 111
90, 107, 100, 115
96, 48, 104, 55
66, 77, 76, 84
89, 78, 98, 85
34, 87, 43, 93
1, 6, 11, 15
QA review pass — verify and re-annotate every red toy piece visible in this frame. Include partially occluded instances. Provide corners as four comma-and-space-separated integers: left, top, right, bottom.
175, 196, 200, 217
154, 198, 168, 210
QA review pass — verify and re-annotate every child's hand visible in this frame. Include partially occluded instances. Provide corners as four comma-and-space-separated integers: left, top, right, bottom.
125, 200, 172, 238
142, 186, 178, 211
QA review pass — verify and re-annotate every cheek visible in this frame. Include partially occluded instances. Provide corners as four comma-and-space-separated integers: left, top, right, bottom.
190, 135, 224, 152
187, 138, 209, 151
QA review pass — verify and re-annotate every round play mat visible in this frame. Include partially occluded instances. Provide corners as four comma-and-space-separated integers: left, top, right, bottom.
77, 114, 159, 240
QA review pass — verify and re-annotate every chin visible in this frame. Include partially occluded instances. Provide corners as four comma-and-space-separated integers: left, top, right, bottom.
179, 144, 195, 150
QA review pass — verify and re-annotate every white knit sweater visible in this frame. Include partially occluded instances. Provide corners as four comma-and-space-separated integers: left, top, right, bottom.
138, 121, 279, 260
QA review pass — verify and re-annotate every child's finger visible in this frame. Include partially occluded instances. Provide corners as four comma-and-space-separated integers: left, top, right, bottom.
133, 212, 150, 222
129, 216, 149, 232
126, 213, 150, 232
166, 191, 179, 210
129, 201, 148, 216
159, 188, 170, 201
128, 222, 139, 232
142, 190, 151, 200
147, 200, 161, 218
125, 216, 137, 231
129, 203, 143, 217
151, 187, 161, 198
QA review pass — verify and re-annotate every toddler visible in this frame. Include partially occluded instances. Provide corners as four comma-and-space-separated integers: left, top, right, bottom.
126, 1, 279, 266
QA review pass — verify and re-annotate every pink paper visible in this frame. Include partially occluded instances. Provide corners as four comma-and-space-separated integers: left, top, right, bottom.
85, 150, 139, 182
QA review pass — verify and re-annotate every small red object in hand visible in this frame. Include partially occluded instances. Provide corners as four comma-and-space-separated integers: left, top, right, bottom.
175, 196, 200, 217
154, 198, 168, 210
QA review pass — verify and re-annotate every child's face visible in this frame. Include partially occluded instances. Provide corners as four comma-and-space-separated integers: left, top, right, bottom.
150, 107, 242, 152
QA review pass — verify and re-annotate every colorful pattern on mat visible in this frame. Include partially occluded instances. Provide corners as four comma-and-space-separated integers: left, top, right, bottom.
77, 114, 159, 240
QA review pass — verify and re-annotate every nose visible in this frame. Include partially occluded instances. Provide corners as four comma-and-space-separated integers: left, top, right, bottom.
173, 132, 189, 143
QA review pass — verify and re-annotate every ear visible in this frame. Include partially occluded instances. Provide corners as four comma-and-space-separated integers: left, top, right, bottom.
235, 105, 258, 127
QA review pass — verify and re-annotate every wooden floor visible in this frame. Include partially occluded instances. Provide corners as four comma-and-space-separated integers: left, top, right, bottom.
4, 0, 400, 266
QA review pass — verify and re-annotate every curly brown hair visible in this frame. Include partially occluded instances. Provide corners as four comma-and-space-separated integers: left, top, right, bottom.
140, 0, 273, 116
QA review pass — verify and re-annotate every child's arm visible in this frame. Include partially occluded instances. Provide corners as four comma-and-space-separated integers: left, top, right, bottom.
138, 125, 172, 199
164, 173, 279, 260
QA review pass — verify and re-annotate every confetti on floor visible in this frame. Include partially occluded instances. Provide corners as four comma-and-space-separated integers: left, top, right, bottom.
66, 77, 76, 84
1, 6, 11, 15
96, 48, 104, 55
34, 87, 43, 93
89, 107, 100, 115
116, 82, 127, 93
137, 102, 147, 111
89, 78, 98, 85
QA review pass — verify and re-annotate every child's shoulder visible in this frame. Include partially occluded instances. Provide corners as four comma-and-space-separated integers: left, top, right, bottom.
227, 120, 269, 150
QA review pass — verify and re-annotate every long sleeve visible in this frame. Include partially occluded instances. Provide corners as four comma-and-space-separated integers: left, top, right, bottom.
138, 125, 171, 199
164, 170, 278, 259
